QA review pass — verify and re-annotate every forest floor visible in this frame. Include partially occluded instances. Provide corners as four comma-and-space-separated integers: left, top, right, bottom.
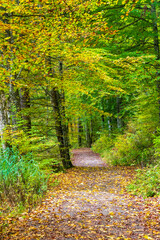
2, 148, 160, 240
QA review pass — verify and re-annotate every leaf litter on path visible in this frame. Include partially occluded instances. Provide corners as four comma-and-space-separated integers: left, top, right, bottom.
2, 148, 160, 239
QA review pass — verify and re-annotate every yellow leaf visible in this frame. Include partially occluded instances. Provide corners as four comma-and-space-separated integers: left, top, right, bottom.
143, 235, 153, 240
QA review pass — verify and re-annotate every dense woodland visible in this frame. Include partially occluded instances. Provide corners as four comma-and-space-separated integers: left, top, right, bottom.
1, 0, 160, 216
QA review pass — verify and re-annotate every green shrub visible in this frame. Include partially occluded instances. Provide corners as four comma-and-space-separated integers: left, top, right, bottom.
39, 158, 64, 173
127, 165, 160, 197
0, 148, 47, 206
92, 132, 114, 155
153, 132, 160, 162
108, 121, 155, 166
93, 126, 155, 166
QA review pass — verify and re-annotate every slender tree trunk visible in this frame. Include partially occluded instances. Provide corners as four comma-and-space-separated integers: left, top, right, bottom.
108, 117, 112, 134
60, 91, 70, 162
69, 121, 74, 138
85, 119, 92, 148
117, 97, 122, 129
105, 99, 112, 133
101, 115, 105, 129
7, 19, 18, 131
151, 2, 160, 123
20, 87, 31, 133
78, 118, 83, 147
90, 117, 93, 144
101, 98, 105, 129
151, 2, 160, 60
9, 83, 17, 127
0, 91, 10, 148
50, 88, 65, 164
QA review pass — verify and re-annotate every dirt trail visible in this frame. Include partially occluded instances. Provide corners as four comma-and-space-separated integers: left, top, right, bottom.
72, 148, 107, 167
4, 148, 160, 240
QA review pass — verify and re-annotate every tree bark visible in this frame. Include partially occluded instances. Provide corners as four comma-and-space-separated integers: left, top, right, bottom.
151, 2, 160, 123
108, 117, 112, 133
78, 118, 83, 147
0, 91, 10, 148
117, 97, 122, 129
59, 61, 72, 168
151, 2, 160, 61
20, 87, 31, 133
85, 120, 92, 148
50, 87, 72, 169
48, 55, 72, 168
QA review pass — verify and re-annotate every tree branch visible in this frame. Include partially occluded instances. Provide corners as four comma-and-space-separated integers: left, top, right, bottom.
118, 19, 139, 30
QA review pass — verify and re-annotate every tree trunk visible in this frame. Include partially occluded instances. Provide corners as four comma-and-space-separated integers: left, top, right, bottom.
151, 2, 160, 123
20, 87, 31, 133
0, 91, 10, 148
50, 87, 72, 169
117, 97, 122, 129
78, 118, 83, 147
101, 115, 105, 129
85, 120, 92, 148
108, 117, 112, 134
47, 55, 72, 168
59, 61, 72, 168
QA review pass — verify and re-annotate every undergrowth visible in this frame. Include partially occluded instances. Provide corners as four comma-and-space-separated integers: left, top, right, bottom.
92, 132, 114, 156
93, 123, 160, 197
127, 165, 160, 197
0, 147, 48, 207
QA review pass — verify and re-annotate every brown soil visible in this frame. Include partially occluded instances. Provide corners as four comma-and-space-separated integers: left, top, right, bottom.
3, 148, 160, 240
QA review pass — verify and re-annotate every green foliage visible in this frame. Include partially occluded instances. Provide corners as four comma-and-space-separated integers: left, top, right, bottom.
92, 132, 114, 154
153, 132, 160, 160
39, 158, 64, 173
93, 118, 155, 166
3, 123, 63, 172
109, 123, 154, 166
127, 165, 160, 197
104, 82, 159, 166
0, 148, 47, 206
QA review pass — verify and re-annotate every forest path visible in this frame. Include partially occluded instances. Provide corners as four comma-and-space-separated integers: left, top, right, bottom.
72, 148, 107, 167
5, 148, 160, 240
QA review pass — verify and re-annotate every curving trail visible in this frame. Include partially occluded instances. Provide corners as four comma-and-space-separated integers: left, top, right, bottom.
4, 148, 160, 240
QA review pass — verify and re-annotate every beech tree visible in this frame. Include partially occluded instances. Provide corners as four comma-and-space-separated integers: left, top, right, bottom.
0, 0, 116, 168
